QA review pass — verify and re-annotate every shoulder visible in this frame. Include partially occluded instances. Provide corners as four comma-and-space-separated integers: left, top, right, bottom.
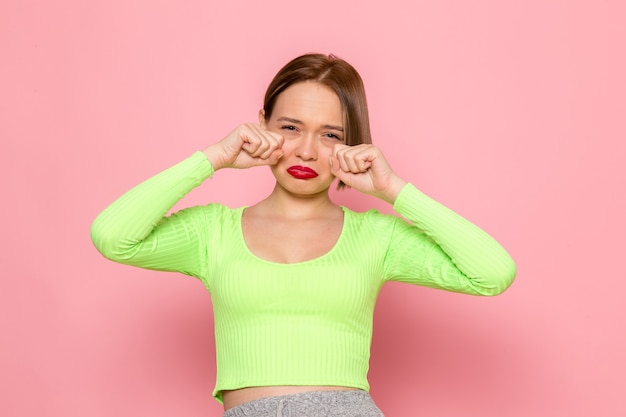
343, 206, 401, 241
168, 202, 242, 225
343, 205, 400, 224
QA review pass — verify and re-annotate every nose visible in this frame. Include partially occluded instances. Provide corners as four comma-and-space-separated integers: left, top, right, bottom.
294, 133, 317, 161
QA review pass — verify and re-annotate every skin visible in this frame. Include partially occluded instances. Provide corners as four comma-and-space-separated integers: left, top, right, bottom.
202, 81, 407, 409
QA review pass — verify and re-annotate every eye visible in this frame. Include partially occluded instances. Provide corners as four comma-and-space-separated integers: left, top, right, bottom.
324, 133, 343, 141
281, 125, 298, 131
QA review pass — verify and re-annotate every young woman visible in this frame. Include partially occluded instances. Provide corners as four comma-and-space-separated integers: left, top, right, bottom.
91, 53, 516, 416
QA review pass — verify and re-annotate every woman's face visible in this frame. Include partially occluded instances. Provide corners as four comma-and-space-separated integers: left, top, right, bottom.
261, 81, 344, 197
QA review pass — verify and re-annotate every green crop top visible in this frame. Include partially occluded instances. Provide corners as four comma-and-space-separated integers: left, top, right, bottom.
90, 151, 516, 404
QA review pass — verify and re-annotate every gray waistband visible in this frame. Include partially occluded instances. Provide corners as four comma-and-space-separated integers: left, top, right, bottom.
223, 390, 385, 417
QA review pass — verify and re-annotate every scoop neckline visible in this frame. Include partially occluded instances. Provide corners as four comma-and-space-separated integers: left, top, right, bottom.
236, 206, 349, 266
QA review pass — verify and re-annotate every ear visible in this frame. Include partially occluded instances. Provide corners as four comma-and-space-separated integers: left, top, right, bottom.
258, 109, 266, 128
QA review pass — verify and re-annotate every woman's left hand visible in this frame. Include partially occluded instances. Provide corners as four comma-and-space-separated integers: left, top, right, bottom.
330, 144, 408, 204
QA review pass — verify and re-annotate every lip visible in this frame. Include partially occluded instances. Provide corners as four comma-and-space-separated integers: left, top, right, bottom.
287, 165, 319, 179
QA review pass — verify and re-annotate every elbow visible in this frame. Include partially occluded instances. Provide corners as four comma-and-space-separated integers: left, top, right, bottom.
90, 219, 115, 260
90, 217, 131, 262
481, 258, 517, 296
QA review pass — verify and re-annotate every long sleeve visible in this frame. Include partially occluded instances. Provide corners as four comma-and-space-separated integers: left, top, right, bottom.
382, 183, 516, 295
90, 152, 215, 278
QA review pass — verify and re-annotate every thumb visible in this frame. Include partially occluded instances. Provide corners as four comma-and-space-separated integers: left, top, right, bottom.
329, 155, 340, 175
329, 155, 350, 184
266, 149, 284, 165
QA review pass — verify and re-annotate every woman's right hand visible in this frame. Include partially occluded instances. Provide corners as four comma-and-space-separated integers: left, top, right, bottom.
202, 124, 284, 170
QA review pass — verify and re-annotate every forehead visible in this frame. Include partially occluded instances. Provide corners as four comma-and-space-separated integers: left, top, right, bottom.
271, 81, 343, 125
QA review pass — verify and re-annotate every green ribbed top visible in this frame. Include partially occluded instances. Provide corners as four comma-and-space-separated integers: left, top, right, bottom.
91, 152, 516, 404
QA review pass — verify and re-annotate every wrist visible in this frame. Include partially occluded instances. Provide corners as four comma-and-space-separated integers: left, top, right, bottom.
202, 145, 225, 171
379, 176, 408, 204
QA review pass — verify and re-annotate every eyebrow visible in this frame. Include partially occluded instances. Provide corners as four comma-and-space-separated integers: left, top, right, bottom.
276, 116, 344, 132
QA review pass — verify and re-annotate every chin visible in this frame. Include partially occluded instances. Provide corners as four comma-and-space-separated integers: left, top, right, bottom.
278, 179, 334, 196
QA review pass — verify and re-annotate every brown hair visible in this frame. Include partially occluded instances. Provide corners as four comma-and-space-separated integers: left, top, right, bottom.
263, 53, 372, 189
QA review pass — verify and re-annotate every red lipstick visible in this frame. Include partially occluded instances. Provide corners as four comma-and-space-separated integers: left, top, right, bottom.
287, 165, 319, 179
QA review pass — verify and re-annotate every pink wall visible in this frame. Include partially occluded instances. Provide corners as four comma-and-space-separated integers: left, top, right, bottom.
2, 1, 624, 416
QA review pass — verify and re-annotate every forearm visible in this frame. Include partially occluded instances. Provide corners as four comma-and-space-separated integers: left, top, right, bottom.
393, 184, 516, 295
90, 152, 214, 262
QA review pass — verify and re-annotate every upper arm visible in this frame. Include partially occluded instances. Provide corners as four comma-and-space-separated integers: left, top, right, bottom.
93, 205, 213, 279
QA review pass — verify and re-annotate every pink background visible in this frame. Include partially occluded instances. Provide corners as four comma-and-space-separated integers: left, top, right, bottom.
2, 0, 625, 416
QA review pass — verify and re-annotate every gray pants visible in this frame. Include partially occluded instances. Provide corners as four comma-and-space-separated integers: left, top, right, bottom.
222, 390, 385, 417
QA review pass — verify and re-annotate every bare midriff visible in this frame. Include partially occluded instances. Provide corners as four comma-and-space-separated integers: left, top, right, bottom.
222, 385, 361, 410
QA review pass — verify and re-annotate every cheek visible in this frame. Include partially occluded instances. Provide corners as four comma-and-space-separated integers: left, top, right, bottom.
278, 138, 298, 155
318, 140, 337, 157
